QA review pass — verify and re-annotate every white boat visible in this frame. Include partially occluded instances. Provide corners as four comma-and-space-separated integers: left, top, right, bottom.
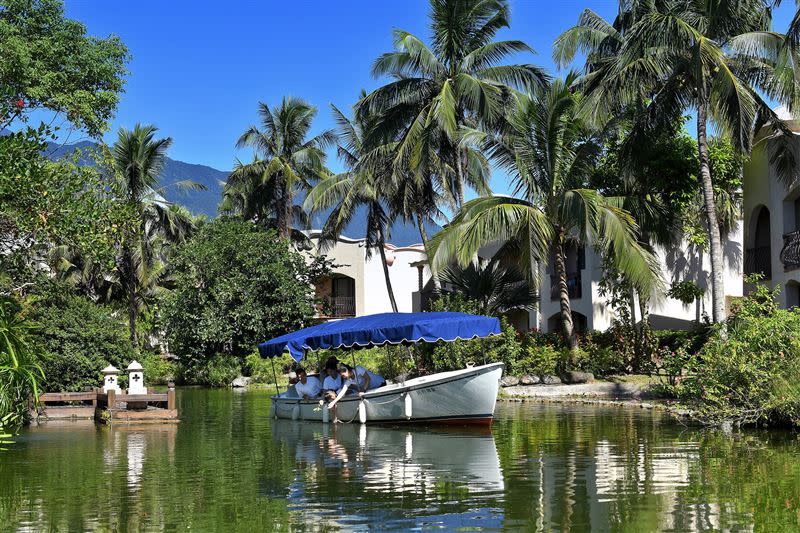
258, 312, 505, 426
271, 362, 504, 426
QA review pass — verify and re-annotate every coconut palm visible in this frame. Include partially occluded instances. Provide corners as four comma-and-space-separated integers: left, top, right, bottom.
228, 97, 334, 238
439, 257, 537, 317
554, 0, 800, 323
358, 0, 546, 210
112, 124, 198, 344
304, 104, 400, 312
430, 77, 661, 356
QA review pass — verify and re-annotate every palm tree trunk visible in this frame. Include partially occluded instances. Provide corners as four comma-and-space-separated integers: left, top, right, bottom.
417, 215, 442, 293
277, 180, 290, 239
378, 241, 399, 312
553, 229, 578, 356
121, 243, 138, 346
697, 99, 726, 323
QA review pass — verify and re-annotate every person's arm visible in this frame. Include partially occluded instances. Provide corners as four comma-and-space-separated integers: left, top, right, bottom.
328, 383, 350, 408
360, 372, 371, 393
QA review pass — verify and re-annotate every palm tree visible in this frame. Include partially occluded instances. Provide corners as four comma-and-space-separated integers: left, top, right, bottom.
554, 0, 799, 323
112, 124, 197, 344
430, 77, 661, 356
439, 257, 537, 317
228, 97, 334, 239
304, 104, 399, 312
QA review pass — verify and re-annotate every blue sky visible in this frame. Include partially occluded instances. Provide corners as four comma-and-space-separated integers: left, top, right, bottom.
64, 0, 797, 195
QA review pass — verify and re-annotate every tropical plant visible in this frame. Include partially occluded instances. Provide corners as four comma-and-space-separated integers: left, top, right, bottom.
0, 297, 43, 428
430, 77, 661, 358
304, 103, 400, 312
554, 0, 800, 323
439, 256, 537, 316
112, 124, 198, 344
160, 219, 318, 385
223, 97, 334, 238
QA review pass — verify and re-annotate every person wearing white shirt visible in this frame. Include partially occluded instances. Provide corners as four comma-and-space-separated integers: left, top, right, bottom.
294, 367, 321, 399
321, 364, 343, 401
339, 364, 385, 393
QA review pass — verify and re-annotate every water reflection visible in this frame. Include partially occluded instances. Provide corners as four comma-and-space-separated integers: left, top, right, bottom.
2, 390, 800, 531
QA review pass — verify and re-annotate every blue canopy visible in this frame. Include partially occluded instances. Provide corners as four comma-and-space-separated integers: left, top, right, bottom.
258, 312, 501, 362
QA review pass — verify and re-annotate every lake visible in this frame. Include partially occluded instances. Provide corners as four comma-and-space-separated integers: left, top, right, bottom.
2, 388, 800, 531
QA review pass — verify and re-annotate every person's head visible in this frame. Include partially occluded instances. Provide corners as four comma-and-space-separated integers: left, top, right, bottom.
325, 356, 339, 370
296, 367, 307, 384
339, 365, 354, 379
325, 360, 338, 377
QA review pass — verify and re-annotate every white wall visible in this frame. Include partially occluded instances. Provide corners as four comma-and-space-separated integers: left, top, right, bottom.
362, 246, 430, 314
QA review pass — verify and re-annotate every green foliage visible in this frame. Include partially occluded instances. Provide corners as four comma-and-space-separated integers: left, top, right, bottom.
677, 281, 800, 426
27, 282, 135, 392
181, 354, 241, 388
140, 352, 176, 385
667, 280, 705, 305
0, 0, 129, 136
0, 127, 135, 292
161, 219, 316, 384
0, 297, 43, 428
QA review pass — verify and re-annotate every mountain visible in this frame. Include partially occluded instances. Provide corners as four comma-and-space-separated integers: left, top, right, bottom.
45, 140, 440, 246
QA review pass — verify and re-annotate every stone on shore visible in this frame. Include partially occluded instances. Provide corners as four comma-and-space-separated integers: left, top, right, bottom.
500, 376, 520, 387
561, 371, 594, 384
520, 375, 540, 386
231, 376, 252, 388
541, 375, 562, 385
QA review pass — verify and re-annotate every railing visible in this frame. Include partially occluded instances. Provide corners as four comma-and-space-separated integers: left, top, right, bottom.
96, 389, 175, 411
550, 273, 582, 301
780, 231, 800, 272
745, 245, 772, 279
321, 296, 355, 317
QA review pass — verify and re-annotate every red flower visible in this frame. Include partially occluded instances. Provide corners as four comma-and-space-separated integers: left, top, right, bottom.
14, 99, 24, 108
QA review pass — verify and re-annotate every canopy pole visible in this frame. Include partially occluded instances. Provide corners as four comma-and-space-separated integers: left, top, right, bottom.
270, 358, 280, 396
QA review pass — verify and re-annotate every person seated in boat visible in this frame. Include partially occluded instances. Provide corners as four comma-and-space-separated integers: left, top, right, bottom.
339, 364, 386, 393
321, 360, 343, 401
293, 367, 321, 399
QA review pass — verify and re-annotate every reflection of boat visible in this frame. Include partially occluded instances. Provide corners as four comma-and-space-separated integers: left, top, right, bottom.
258, 312, 504, 425
271, 420, 505, 492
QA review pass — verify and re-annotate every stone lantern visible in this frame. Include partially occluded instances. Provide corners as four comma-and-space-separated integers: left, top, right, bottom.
127, 360, 146, 395
101, 364, 121, 393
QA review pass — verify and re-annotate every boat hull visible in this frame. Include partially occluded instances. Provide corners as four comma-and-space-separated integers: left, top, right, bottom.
271, 362, 504, 425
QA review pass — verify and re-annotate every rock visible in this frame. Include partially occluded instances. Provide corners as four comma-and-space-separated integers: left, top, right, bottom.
500, 376, 520, 387
231, 376, 252, 388
560, 371, 594, 384
520, 375, 540, 386
540, 375, 562, 385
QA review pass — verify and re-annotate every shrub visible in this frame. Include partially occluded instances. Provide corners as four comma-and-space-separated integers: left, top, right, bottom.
178, 354, 241, 387
28, 283, 136, 392
677, 281, 800, 426
161, 220, 317, 382
0, 297, 43, 427
512, 342, 561, 376
141, 352, 176, 385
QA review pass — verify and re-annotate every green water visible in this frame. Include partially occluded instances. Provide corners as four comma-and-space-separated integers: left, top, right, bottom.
2, 389, 800, 531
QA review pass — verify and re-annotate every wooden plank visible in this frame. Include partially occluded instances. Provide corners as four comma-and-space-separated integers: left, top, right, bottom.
39, 392, 97, 402
39, 406, 96, 420
120, 394, 168, 402
110, 409, 179, 421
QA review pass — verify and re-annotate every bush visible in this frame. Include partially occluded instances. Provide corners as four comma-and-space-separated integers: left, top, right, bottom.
0, 297, 43, 427
677, 281, 800, 426
512, 341, 561, 376
28, 282, 136, 392
178, 354, 241, 387
161, 220, 317, 383
141, 352, 176, 385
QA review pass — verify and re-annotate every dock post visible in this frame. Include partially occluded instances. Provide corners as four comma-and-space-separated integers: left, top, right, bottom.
107, 388, 116, 410
167, 382, 176, 411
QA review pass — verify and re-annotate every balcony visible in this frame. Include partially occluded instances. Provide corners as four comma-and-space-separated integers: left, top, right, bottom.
745, 245, 772, 279
550, 273, 582, 301
320, 296, 355, 318
780, 231, 800, 272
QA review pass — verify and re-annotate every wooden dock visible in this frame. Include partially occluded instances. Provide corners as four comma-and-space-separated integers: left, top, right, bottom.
35, 386, 178, 424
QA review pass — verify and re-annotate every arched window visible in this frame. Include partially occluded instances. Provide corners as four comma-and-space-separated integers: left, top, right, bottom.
745, 206, 771, 279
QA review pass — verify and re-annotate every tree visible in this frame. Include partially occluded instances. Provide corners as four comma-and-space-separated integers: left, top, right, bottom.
0, 0, 129, 137
430, 77, 661, 357
439, 257, 536, 317
554, 0, 799, 323
226, 97, 334, 238
304, 104, 399, 312
112, 124, 197, 344
160, 219, 317, 382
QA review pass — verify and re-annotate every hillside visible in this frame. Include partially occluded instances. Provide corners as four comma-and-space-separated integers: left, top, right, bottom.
46, 140, 439, 246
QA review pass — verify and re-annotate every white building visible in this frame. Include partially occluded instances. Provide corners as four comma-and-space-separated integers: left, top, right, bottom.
742, 107, 800, 307
305, 230, 432, 320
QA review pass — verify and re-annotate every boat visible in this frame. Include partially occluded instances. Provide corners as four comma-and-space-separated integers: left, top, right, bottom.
258, 312, 505, 426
